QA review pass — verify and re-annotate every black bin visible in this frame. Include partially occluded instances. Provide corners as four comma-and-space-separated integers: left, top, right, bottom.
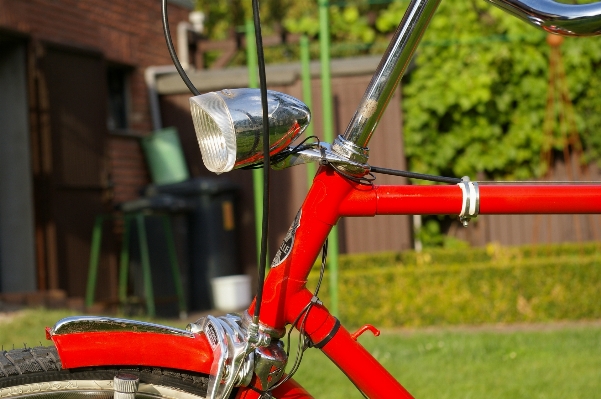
146, 177, 239, 311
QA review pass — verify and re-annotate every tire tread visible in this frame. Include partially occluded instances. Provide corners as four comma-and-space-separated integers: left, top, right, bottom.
0, 346, 209, 397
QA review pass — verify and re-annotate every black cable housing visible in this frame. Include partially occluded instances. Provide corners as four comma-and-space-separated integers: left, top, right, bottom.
370, 166, 462, 184
252, 0, 271, 322
161, 0, 200, 96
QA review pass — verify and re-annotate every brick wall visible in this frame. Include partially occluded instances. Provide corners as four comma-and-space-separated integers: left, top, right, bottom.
0, 0, 192, 204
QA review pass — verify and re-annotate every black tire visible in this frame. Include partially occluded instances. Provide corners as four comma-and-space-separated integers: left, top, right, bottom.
0, 346, 211, 399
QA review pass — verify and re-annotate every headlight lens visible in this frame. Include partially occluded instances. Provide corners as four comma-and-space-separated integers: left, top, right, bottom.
190, 93, 236, 174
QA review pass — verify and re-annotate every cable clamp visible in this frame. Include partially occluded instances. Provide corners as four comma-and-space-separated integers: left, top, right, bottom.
319, 143, 329, 165
457, 176, 479, 227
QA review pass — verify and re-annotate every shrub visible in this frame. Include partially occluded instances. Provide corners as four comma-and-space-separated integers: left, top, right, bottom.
309, 243, 601, 327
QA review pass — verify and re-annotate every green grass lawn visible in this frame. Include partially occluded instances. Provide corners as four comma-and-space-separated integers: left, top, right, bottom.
0, 308, 189, 348
291, 324, 601, 399
1, 309, 599, 399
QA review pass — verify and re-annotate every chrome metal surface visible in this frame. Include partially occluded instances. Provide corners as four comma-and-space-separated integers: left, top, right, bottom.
241, 311, 286, 340
458, 177, 480, 227
331, 135, 370, 175
341, 0, 442, 148
487, 0, 601, 36
190, 88, 311, 173
271, 142, 370, 174
186, 322, 203, 334
200, 314, 255, 399
51, 316, 194, 338
197, 313, 288, 399
114, 374, 139, 393
0, 380, 204, 399
114, 374, 139, 399
331, 136, 369, 165
253, 341, 287, 391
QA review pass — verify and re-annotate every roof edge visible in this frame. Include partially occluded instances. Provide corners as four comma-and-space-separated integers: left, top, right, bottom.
155, 55, 383, 95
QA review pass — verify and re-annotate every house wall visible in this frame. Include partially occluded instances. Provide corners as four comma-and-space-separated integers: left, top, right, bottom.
0, 39, 37, 292
0, 0, 192, 205
0, 0, 193, 301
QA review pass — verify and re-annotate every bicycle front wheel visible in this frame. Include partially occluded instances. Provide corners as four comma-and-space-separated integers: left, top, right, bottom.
0, 346, 210, 399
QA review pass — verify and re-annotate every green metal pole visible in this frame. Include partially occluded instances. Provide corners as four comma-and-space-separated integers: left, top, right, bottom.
300, 35, 316, 189
136, 213, 155, 318
246, 19, 266, 269
318, 0, 339, 316
118, 214, 132, 307
161, 215, 187, 319
85, 215, 104, 308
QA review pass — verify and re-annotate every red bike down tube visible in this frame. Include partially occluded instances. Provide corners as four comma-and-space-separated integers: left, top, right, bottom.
51, 166, 601, 399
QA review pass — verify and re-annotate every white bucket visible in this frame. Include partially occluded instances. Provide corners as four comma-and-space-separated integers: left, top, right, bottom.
211, 274, 252, 312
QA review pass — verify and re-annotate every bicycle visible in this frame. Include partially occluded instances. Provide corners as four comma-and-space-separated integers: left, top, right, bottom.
1, 0, 601, 398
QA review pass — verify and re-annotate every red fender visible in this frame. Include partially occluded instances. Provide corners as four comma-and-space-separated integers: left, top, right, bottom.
46, 317, 213, 373
46, 316, 312, 399
46, 317, 313, 398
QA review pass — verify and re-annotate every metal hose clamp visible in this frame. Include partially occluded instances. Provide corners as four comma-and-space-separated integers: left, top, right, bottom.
457, 176, 479, 227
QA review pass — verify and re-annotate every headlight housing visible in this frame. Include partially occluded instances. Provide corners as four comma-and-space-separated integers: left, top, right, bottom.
190, 88, 311, 174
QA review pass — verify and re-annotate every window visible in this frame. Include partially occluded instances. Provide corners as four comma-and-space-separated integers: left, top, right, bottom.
106, 66, 130, 131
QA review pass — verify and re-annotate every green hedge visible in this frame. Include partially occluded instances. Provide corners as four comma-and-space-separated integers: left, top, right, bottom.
331, 242, 601, 270
308, 243, 601, 327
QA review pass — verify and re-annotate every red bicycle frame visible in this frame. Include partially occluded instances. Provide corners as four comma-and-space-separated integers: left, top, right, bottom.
51, 165, 601, 399
235, 166, 601, 398
49, 0, 601, 396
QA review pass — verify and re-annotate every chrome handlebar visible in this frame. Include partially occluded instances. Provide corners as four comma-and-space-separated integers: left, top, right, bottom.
488, 0, 601, 36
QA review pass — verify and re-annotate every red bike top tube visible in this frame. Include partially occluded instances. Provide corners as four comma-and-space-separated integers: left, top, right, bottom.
251, 167, 601, 331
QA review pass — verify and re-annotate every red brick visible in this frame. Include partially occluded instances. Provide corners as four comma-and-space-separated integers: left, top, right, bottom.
1, 0, 192, 211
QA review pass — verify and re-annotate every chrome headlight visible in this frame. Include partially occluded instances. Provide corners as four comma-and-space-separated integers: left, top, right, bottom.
190, 88, 311, 174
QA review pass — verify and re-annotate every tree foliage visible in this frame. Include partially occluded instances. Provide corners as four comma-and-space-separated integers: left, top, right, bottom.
381, 0, 601, 179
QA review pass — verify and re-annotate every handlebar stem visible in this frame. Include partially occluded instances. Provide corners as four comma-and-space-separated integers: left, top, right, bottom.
341, 0, 442, 150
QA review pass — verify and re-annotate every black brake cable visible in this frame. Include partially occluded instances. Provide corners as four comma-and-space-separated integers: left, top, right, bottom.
161, 0, 200, 96
251, 0, 271, 324
163, 0, 270, 321
241, 135, 321, 169
370, 166, 461, 184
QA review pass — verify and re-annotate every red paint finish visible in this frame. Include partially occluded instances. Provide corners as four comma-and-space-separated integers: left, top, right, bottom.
246, 168, 415, 398
375, 185, 462, 215
249, 167, 357, 330
52, 331, 213, 373
339, 184, 601, 216
236, 377, 314, 399
339, 185, 463, 216
48, 164, 601, 399
479, 185, 601, 214
246, 171, 601, 399
321, 326, 414, 399
350, 325, 381, 341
